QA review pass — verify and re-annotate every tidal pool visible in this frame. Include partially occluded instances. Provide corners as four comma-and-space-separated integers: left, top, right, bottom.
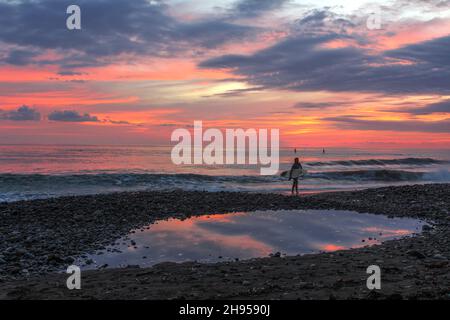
77, 210, 427, 269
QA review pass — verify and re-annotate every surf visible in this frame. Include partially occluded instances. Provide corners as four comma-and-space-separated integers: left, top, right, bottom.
306, 157, 448, 167
1, 168, 449, 202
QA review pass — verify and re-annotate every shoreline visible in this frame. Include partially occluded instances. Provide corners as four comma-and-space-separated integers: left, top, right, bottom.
0, 184, 449, 299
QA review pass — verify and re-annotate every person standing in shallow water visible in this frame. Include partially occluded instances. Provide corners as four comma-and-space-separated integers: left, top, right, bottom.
289, 157, 303, 196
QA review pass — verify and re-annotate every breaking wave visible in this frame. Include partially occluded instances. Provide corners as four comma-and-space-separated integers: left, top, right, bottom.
0, 167, 448, 202
306, 158, 448, 167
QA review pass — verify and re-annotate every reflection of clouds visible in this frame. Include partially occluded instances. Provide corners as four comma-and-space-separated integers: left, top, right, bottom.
319, 244, 346, 252
150, 210, 423, 255
196, 212, 247, 224
140, 215, 273, 256
361, 227, 412, 237
84, 210, 425, 269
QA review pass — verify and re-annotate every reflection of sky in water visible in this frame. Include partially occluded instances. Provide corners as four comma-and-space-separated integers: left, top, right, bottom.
77, 210, 427, 270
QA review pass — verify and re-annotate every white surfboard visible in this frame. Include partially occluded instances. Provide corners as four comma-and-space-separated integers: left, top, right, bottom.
280, 169, 307, 179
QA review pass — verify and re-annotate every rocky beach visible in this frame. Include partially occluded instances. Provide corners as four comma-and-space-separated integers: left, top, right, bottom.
0, 183, 449, 300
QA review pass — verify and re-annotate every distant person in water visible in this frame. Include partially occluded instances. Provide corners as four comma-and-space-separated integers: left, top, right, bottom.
289, 157, 303, 196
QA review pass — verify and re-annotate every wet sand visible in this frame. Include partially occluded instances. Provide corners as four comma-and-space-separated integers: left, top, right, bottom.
0, 184, 449, 300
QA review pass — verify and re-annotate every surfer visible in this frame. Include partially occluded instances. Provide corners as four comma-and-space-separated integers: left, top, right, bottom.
289, 157, 303, 196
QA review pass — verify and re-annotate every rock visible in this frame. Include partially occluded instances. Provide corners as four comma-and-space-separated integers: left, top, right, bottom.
427, 261, 448, 269
387, 293, 403, 300
366, 291, 383, 300
65, 257, 75, 264
270, 252, 281, 258
47, 254, 64, 263
23, 252, 34, 259
407, 250, 426, 259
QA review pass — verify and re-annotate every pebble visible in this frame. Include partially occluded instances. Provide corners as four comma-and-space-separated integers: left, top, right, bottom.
407, 250, 426, 259
0, 183, 448, 301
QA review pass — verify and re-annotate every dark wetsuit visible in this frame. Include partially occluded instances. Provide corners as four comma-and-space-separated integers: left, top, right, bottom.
289, 162, 302, 195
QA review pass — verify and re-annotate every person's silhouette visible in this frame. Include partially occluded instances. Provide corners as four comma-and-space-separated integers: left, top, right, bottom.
289, 157, 303, 196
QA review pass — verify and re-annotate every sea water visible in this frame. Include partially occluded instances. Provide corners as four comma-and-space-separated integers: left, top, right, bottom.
0, 145, 449, 202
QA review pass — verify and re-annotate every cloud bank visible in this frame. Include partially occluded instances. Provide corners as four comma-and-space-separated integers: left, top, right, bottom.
48, 110, 99, 122
0, 106, 41, 121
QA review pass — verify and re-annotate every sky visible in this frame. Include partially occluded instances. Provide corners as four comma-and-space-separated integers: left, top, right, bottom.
0, 0, 449, 148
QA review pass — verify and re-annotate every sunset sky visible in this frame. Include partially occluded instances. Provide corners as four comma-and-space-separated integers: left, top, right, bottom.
0, 0, 449, 148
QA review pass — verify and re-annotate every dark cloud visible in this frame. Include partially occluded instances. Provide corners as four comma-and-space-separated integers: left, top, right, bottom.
200, 29, 450, 95
293, 9, 356, 36
394, 100, 450, 115
57, 70, 86, 76
176, 20, 256, 49
158, 123, 178, 127
4, 49, 40, 66
293, 102, 347, 109
325, 116, 450, 133
0, 105, 41, 121
230, 0, 289, 18
200, 33, 345, 68
267, 110, 295, 115
386, 35, 450, 66
0, 0, 258, 69
48, 110, 99, 122
392, 0, 450, 10
109, 120, 131, 125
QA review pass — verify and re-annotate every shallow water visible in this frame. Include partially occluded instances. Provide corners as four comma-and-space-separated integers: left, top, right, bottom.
77, 210, 427, 270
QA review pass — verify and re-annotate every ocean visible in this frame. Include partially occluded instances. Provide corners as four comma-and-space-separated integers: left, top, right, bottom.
0, 145, 449, 202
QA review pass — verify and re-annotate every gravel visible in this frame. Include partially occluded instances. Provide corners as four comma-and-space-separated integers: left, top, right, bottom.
0, 183, 449, 299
